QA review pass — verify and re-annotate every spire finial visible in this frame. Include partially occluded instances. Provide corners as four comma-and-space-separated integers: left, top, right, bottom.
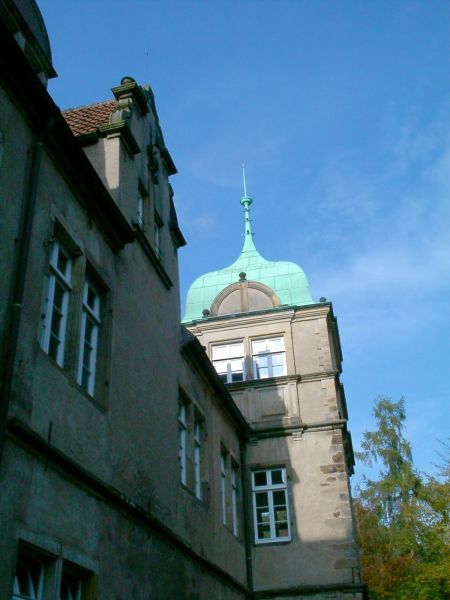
240, 164, 255, 253
242, 163, 247, 197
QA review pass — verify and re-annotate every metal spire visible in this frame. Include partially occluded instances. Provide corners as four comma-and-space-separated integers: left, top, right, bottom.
242, 163, 247, 197
240, 164, 255, 252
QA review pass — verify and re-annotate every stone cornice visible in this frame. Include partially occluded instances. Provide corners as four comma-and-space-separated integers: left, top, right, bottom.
290, 304, 331, 321
249, 418, 348, 439
186, 307, 296, 333
98, 121, 140, 156
299, 369, 339, 382
185, 302, 334, 331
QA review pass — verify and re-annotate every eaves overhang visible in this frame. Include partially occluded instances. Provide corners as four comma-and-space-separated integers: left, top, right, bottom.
0, 19, 135, 251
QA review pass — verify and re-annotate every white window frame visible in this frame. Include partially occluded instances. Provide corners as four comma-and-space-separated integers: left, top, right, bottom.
252, 467, 291, 544
40, 241, 72, 367
251, 337, 286, 380
178, 403, 187, 485
211, 342, 245, 383
231, 463, 239, 536
194, 415, 202, 500
13, 556, 45, 600
221, 452, 227, 525
77, 279, 101, 397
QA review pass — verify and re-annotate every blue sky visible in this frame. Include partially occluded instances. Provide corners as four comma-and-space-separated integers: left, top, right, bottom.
39, 0, 450, 480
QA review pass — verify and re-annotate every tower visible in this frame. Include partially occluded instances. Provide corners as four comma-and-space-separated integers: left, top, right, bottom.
183, 190, 363, 598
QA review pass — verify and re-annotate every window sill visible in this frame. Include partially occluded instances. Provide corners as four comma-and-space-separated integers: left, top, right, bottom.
222, 523, 244, 545
179, 482, 208, 509
36, 346, 108, 413
226, 374, 301, 390
134, 225, 172, 290
254, 537, 292, 547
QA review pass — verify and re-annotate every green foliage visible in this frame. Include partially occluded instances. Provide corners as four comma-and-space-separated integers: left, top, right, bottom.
355, 397, 450, 600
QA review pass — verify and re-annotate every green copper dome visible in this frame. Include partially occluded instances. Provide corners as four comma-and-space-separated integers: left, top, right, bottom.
182, 194, 314, 322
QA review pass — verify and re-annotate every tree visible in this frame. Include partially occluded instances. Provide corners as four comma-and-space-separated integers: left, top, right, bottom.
355, 396, 450, 600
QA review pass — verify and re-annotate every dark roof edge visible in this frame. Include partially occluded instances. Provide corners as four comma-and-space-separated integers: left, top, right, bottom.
180, 327, 249, 434
0, 19, 134, 251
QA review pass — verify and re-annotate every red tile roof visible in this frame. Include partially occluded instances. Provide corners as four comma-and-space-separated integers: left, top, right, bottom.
63, 99, 118, 136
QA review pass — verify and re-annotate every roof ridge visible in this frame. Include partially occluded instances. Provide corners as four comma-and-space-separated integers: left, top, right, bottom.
62, 98, 117, 114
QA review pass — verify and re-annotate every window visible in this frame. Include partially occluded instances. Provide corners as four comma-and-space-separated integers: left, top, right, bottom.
252, 467, 290, 543
212, 342, 245, 383
60, 572, 82, 600
13, 555, 45, 599
40, 241, 72, 367
252, 337, 286, 379
136, 193, 144, 229
178, 402, 187, 485
178, 396, 206, 498
77, 279, 101, 397
221, 451, 227, 525
12, 543, 94, 600
194, 414, 202, 499
231, 463, 239, 536
154, 211, 163, 258
60, 561, 89, 600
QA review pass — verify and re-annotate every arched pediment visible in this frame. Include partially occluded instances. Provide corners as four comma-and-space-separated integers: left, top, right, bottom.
210, 280, 280, 317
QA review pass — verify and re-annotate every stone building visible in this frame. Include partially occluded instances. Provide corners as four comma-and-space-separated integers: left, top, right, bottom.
183, 195, 362, 597
0, 1, 365, 598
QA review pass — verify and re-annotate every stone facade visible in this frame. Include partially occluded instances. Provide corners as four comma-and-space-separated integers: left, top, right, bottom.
0, 1, 365, 598
186, 305, 361, 597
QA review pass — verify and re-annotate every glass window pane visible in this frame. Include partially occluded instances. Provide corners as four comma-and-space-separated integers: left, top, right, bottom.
272, 364, 286, 377
271, 353, 285, 366
49, 334, 59, 359
57, 249, 68, 275
85, 318, 94, 343
275, 521, 289, 537
257, 523, 271, 539
255, 491, 268, 507
254, 472, 267, 487
272, 489, 286, 504
231, 372, 243, 382
275, 508, 287, 521
213, 360, 227, 374
229, 342, 244, 357
257, 508, 270, 523
87, 286, 96, 310
50, 309, 62, 338
271, 470, 284, 485
230, 359, 243, 371
252, 339, 269, 354
269, 338, 284, 352
81, 366, 90, 389
256, 366, 269, 379
53, 282, 65, 310
212, 345, 228, 359
254, 355, 268, 368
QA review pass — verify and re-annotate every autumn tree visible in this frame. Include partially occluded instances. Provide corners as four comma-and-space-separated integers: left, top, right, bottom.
354, 396, 450, 600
